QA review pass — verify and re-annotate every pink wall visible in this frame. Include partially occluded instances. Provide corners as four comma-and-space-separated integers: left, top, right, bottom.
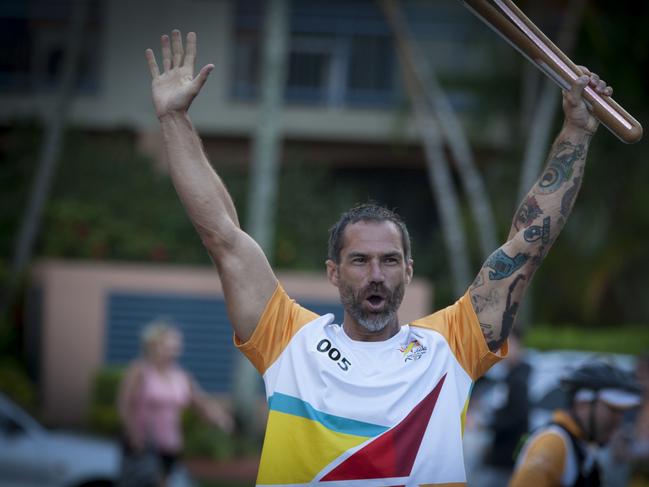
31, 259, 432, 426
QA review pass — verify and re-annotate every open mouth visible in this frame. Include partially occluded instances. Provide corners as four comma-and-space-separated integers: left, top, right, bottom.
366, 294, 386, 311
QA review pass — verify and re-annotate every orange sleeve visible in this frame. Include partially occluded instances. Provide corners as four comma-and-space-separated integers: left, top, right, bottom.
509, 431, 567, 487
410, 290, 506, 380
234, 284, 319, 375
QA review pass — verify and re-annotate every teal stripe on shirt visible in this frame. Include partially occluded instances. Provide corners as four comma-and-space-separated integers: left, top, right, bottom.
268, 392, 389, 438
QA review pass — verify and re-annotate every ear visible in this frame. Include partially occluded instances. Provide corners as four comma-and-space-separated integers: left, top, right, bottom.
326, 259, 339, 287
405, 258, 414, 285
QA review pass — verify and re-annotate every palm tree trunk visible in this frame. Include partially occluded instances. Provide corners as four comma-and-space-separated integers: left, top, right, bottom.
232, 0, 290, 439
0, 0, 87, 317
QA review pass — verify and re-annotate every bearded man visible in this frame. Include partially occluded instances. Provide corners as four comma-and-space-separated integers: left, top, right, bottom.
145, 29, 612, 487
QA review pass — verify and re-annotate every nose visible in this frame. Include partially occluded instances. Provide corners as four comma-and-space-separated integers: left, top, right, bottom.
369, 259, 384, 283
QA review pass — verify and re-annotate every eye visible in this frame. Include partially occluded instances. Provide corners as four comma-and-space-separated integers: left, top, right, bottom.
351, 256, 366, 264
384, 256, 400, 265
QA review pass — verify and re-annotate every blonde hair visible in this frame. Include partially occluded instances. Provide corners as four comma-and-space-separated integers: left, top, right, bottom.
141, 319, 179, 358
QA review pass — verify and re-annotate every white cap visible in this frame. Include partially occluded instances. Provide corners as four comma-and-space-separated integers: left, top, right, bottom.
575, 388, 643, 409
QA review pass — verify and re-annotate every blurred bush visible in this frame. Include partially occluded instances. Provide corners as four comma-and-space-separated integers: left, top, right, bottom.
525, 324, 649, 355
0, 358, 37, 413
183, 408, 238, 460
88, 366, 124, 437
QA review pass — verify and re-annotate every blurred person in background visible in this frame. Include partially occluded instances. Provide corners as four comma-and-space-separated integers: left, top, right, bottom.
479, 329, 531, 487
609, 354, 649, 486
117, 320, 233, 487
510, 361, 642, 487
629, 355, 649, 484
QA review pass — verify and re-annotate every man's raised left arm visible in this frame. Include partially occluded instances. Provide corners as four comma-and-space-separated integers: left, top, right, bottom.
470, 68, 612, 352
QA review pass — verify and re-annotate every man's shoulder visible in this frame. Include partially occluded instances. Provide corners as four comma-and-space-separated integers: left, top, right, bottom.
409, 307, 447, 330
286, 312, 338, 340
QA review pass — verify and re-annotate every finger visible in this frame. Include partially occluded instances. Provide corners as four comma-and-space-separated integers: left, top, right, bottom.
183, 32, 197, 75
161, 34, 171, 72
604, 85, 613, 97
595, 79, 607, 94
171, 29, 183, 68
588, 73, 600, 89
566, 75, 589, 106
145, 49, 160, 78
193, 64, 214, 92
576, 65, 591, 76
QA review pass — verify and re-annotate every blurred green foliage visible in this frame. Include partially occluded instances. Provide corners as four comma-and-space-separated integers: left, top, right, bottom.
87, 366, 124, 437
525, 324, 649, 355
44, 129, 211, 264
0, 123, 210, 267
183, 407, 261, 460
0, 358, 37, 413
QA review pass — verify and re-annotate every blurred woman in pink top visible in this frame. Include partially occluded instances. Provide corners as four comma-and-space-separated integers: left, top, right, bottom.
118, 320, 233, 486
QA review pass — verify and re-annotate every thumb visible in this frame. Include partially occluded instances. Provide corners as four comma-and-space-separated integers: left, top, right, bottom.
566, 75, 589, 107
193, 64, 214, 92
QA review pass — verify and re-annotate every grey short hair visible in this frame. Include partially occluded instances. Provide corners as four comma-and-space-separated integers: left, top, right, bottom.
327, 203, 411, 263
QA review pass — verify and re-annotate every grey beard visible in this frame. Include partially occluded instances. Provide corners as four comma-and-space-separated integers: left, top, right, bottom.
352, 307, 397, 333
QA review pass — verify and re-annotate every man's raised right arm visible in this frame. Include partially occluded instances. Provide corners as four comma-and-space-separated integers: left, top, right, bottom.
146, 30, 277, 341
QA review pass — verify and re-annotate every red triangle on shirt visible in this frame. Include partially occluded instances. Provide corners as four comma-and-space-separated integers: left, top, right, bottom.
321, 373, 447, 481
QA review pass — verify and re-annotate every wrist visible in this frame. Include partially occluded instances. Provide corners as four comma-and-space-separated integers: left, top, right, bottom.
158, 109, 190, 123
561, 121, 596, 142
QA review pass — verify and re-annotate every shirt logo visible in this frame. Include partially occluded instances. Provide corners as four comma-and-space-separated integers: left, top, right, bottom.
400, 339, 427, 362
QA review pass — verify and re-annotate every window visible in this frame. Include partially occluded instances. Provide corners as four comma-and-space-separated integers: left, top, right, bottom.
0, 0, 103, 93
231, 0, 399, 108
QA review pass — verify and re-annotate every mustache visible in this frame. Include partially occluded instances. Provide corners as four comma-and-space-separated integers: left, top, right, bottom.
360, 283, 390, 298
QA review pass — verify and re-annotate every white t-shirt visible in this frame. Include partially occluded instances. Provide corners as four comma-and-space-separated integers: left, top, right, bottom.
236, 284, 505, 486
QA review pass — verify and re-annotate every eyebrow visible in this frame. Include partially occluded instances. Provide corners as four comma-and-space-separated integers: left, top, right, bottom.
346, 251, 367, 259
346, 251, 403, 259
383, 252, 402, 258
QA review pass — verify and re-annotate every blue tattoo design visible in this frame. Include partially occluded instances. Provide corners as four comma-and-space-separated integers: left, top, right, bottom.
485, 250, 529, 280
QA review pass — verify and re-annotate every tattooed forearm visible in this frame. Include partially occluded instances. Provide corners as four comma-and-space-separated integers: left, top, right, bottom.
534, 140, 586, 195
507, 133, 590, 266
474, 128, 591, 352
531, 242, 551, 267
485, 249, 529, 280
560, 176, 582, 218
513, 195, 543, 232
471, 287, 501, 313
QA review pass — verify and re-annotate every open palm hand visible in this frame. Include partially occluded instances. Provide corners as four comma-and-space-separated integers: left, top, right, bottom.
145, 30, 214, 119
